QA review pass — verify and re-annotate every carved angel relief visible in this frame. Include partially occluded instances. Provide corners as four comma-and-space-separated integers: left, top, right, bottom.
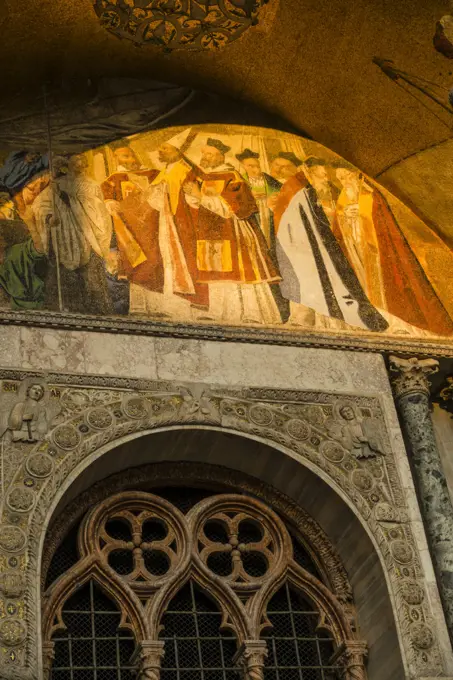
0, 379, 61, 444
325, 402, 385, 460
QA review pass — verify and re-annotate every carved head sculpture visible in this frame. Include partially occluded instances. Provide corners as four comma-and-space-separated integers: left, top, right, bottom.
26, 384, 45, 402
339, 405, 356, 421
332, 401, 361, 424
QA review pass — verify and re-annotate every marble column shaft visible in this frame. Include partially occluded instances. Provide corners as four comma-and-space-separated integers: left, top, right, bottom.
390, 356, 453, 639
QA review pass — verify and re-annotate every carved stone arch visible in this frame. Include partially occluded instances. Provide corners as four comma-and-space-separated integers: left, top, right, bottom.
259, 563, 356, 645
0, 371, 443, 679
187, 493, 293, 639
42, 560, 147, 643
151, 562, 250, 643
28, 416, 439, 679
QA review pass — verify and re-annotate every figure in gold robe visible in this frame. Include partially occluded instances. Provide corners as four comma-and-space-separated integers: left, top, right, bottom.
184, 138, 281, 325
332, 161, 453, 336
102, 141, 206, 319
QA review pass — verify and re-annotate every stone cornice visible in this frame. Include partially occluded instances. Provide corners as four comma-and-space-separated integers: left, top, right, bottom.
2, 310, 453, 357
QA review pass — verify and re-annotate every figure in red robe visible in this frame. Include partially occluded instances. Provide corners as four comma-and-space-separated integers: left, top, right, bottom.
332, 162, 453, 336
183, 138, 282, 325
101, 138, 206, 318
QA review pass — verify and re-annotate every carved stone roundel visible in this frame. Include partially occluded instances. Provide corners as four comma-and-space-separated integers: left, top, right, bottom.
7, 487, 35, 513
351, 469, 374, 493
399, 580, 425, 606
52, 424, 82, 451
375, 502, 399, 523
248, 404, 274, 426
320, 440, 345, 463
390, 540, 414, 565
91, 0, 269, 52
0, 571, 26, 598
410, 622, 435, 650
0, 619, 27, 646
26, 452, 54, 479
285, 418, 311, 441
86, 407, 114, 431
0, 525, 27, 553
123, 396, 150, 420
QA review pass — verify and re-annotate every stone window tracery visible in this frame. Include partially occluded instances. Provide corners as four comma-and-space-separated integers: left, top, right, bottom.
42, 488, 367, 680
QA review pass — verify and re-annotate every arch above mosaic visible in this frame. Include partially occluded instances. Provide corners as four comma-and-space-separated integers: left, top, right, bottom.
1, 118, 453, 342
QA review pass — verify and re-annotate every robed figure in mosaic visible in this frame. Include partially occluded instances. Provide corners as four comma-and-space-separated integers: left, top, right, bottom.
236, 148, 281, 251
332, 161, 453, 336
272, 155, 388, 331
101, 132, 207, 318
183, 138, 281, 325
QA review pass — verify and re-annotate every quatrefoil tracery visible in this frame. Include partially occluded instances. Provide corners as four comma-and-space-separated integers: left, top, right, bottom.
199, 512, 275, 583
101, 512, 177, 582
44, 491, 355, 649
79, 492, 190, 595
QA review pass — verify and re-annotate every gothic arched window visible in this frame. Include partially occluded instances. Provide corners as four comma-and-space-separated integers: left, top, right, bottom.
42, 488, 366, 679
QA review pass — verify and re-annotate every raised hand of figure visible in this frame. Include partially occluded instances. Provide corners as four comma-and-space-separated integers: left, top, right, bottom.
106, 200, 122, 216
267, 193, 279, 211
183, 181, 202, 199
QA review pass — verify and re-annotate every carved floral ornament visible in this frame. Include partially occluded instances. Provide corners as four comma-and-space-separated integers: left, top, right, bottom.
91, 0, 270, 51
42, 491, 365, 678
0, 372, 445, 678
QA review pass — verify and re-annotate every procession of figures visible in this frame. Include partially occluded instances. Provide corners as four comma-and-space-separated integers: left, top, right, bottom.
1, 126, 453, 337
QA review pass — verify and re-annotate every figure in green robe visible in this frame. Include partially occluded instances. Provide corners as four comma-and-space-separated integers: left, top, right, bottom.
0, 234, 47, 310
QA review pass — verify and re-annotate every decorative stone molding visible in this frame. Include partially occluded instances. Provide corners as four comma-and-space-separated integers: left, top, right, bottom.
3, 308, 453, 356
0, 370, 446, 678
92, 0, 270, 51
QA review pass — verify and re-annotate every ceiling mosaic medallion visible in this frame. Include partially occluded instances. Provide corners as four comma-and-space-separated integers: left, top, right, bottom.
92, 0, 269, 51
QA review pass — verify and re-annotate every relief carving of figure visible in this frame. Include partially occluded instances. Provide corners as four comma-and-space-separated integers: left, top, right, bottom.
0, 379, 61, 443
326, 402, 385, 460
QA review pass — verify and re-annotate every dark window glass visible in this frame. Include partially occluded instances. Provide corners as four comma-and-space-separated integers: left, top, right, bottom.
51, 581, 135, 680
160, 581, 240, 679
263, 583, 340, 680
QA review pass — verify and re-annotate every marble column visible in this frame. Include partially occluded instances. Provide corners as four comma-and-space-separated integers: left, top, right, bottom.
390, 355, 453, 639
234, 640, 268, 680
330, 640, 368, 680
131, 640, 165, 680
42, 642, 55, 680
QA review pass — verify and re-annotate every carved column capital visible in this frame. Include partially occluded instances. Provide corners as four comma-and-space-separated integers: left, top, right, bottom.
330, 640, 368, 680
42, 641, 55, 680
389, 355, 439, 399
130, 640, 165, 680
234, 640, 268, 680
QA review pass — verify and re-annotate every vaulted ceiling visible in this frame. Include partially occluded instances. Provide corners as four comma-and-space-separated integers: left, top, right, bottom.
2, 0, 452, 178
